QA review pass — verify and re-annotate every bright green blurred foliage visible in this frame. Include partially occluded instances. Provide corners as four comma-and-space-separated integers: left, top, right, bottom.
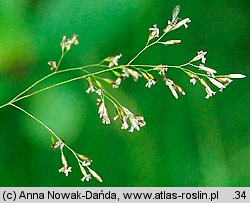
0, 0, 249, 186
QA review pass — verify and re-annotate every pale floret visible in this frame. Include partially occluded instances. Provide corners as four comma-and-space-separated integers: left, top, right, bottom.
148, 24, 159, 41
145, 79, 157, 88
108, 54, 122, 67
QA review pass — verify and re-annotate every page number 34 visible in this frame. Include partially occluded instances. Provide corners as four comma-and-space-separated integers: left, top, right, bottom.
233, 191, 246, 200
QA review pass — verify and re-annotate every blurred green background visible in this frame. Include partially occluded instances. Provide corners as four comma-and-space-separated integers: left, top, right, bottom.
0, 0, 249, 186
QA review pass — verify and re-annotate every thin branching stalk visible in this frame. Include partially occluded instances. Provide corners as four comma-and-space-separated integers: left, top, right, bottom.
10, 103, 60, 140
127, 32, 167, 65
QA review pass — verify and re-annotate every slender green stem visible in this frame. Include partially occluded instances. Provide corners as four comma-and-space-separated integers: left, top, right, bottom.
11, 66, 122, 104
127, 32, 167, 65
12, 76, 84, 103
64, 143, 82, 164
57, 64, 102, 74
0, 64, 109, 109
10, 103, 81, 160
0, 102, 11, 109
79, 68, 123, 107
104, 90, 123, 107
12, 49, 67, 102
91, 82, 122, 107
172, 66, 205, 77
132, 62, 211, 79
7, 64, 104, 105
55, 50, 68, 72
127, 46, 149, 66
188, 63, 201, 69
10, 72, 56, 103
10, 103, 60, 140
10, 64, 101, 104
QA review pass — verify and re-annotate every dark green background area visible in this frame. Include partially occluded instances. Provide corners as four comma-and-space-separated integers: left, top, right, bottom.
0, 0, 249, 186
